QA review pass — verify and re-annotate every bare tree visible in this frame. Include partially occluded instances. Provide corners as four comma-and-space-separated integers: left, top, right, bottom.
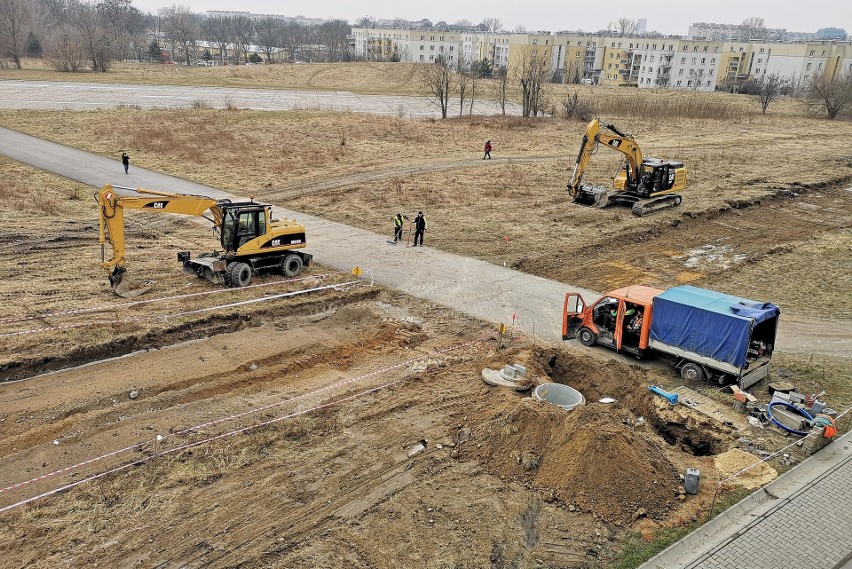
615, 17, 639, 36
202, 14, 231, 64
494, 65, 509, 115
0, 0, 32, 68
97, 0, 144, 61
318, 19, 350, 62
738, 17, 768, 41
515, 46, 549, 117
255, 15, 283, 63
467, 69, 478, 115
561, 91, 592, 121
44, 22, 83, 70
230, 13, 253, 64
565, 59, 582, 84
421, 53, 453, 118
163, 5, 199, 65
456, 58, 470, 116
804, 71, 852, 119
282, 20, 306, 62
480, 17, 501, 33
754, 72, 787, 114
72, 1, 112, 71
688, 68, 705, 90
453, 19, 472, 28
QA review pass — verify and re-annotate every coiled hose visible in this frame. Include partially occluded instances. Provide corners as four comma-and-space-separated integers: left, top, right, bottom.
766, 401, 814, 436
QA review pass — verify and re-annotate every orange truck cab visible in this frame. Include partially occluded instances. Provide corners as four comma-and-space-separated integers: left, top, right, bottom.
563, 286, 661, 359
563, 284, 781, 388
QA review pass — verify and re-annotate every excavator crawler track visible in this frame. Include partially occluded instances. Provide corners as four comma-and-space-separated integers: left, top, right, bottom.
630, 194, 682, 217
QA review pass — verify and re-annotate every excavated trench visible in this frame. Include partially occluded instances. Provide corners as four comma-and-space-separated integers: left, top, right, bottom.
0, 288, 379, 383
539, 348, 733, 457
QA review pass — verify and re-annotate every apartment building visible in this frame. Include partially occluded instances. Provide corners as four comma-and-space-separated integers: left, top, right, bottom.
353, 27, 462, 66
353, 26, 852, 91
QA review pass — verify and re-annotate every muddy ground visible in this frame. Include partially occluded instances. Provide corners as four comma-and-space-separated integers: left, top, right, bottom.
2, 293, 769, 569
0, 82, 850, 568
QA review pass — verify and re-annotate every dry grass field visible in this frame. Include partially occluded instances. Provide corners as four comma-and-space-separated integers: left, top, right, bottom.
1, 95, 849, 317
0, 64, 850, 568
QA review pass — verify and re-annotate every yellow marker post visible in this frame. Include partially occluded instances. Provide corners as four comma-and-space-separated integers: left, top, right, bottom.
352, 267, 363, 277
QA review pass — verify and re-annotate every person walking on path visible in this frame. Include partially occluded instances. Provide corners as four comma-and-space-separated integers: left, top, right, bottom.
392, 213, 405, 243
412, 211, 427, 247
483, 140, 492, 160
121, 152, 130, 174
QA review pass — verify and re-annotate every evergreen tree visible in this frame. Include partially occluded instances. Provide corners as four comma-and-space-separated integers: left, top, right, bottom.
148, 40, 161, 62
26, 31, 43, 58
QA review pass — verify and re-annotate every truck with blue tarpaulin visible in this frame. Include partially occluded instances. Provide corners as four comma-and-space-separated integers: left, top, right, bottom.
562, 284, 780, 388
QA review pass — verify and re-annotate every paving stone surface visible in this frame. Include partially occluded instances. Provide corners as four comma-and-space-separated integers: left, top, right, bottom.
688, 453, 852, 569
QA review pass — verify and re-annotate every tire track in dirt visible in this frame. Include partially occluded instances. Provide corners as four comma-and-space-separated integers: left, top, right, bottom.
117, 362, 483, 567
265, 155, 558, 201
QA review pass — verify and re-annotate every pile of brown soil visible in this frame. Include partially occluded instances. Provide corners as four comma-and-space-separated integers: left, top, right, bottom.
469, 399, 679, 525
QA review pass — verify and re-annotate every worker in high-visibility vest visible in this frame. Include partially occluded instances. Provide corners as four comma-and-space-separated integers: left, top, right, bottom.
393, 213, 405, 243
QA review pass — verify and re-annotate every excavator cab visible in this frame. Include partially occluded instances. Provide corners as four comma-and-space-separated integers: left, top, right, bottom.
220, 205, 268, 252
568, 118, 687, 216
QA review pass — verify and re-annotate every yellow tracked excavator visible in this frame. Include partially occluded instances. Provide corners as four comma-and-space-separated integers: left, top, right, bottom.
97, 184, 312, 298
567, 118, 687, 216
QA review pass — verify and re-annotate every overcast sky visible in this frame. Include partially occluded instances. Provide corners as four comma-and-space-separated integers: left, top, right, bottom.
134, 0, 850, 36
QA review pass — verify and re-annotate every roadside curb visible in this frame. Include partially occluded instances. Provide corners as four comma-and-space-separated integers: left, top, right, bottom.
638, 429, 852, 569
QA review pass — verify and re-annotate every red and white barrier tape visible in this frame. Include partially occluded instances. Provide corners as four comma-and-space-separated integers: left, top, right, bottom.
0, 273, 331, 325
0, 279, 359, 339
718, 404, 851, 485
0, 335, 485, 498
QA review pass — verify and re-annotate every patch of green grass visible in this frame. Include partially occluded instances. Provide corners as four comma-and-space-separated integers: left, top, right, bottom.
608, 487, 751, 569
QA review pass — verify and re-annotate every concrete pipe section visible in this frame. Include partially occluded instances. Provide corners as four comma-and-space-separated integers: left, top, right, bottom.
532, 383, 586, 411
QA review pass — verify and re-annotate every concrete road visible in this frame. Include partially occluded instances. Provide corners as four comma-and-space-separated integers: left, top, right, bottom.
0, 80, 523, 118
1, 124, 849, 356
0, 125, 589, 342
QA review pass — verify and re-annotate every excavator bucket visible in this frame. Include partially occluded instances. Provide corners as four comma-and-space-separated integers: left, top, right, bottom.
573, 183, 610, 208
109, 268, 152, 298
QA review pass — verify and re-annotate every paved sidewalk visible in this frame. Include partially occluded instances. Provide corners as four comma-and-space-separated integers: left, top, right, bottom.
639, 430, 852, 569
0, 79, 523, 117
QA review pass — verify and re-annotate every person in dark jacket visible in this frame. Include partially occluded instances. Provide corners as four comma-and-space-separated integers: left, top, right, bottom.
393, 213, 405, 243
412, 211, 427, 247
121, 152, 130, 174
483, 140, 492, 160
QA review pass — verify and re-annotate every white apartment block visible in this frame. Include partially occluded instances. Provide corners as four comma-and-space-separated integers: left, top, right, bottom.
353, 28, 463, 67
353, 27, 852, 91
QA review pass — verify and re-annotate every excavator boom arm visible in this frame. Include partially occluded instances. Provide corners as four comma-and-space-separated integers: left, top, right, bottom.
97, 184, 222, 272
567, 118, 644, 196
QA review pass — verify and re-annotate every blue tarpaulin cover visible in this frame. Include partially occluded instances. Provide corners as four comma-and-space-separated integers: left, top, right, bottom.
649, 286, 780, 369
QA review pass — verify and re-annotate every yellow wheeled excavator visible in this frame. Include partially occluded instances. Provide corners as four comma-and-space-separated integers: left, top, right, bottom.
567, 118, 687, 216
97, 184, 312, 298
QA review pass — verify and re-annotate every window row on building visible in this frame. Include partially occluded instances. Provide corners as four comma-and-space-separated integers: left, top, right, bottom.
352, 27, 852, 91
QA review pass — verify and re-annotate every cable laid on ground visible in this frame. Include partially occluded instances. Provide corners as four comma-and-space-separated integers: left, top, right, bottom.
0, 278, 358, 338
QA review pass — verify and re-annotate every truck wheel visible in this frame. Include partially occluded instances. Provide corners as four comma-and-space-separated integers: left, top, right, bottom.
577, 327, 597, 347
282, 254, 304, 277
225, 262, 252, 288
680, 362, 705, 382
